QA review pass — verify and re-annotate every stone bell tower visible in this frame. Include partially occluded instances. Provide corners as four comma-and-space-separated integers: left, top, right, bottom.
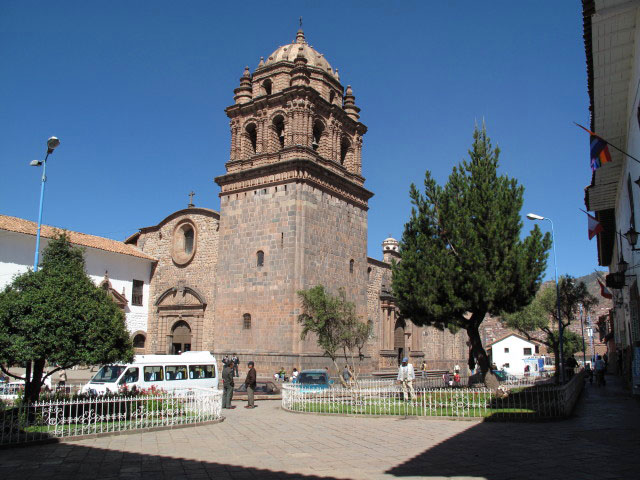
214, 28, 374, 371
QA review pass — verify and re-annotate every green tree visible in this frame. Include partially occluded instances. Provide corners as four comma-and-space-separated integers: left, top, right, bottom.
297, 285, 372, 381
392, 126, 551, 380
0, 234, 134, 402
502, 276, 597, 377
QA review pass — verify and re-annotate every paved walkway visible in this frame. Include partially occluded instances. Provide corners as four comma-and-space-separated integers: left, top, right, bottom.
1, 376, 639, 480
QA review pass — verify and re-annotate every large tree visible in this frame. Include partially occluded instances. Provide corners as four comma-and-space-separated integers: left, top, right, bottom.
392, 126, 551, 379
0, 234, 134, 402
297, 285, 371, 382
502, 276, 598, 377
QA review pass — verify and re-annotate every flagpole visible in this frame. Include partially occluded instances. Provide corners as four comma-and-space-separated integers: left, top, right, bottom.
574, 122, 640, 165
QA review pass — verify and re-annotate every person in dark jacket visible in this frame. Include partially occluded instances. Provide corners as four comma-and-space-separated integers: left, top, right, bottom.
244, 361, 257, 408
222, 360, 235, 409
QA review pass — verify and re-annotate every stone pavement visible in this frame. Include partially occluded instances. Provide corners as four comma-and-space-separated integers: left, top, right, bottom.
1, 376, 639, 480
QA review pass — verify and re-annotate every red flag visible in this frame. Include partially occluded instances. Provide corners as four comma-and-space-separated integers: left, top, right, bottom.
598, 279, 613, 299
588, 213, 603, 240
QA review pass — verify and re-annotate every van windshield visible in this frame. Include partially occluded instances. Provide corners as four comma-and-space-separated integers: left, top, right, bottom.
91, 365, 126, 383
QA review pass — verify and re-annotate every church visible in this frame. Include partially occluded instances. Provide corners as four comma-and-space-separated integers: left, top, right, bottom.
0, 28, 469, 374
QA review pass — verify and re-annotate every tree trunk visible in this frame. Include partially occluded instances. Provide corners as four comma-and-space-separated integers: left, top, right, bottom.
24, 358, 46, 404
24, 361, 33, 403
467, 314, 489, 377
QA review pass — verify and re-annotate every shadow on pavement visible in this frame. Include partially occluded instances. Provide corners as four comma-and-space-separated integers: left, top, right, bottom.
387, 377, 640, 480
0, 442, 350, 480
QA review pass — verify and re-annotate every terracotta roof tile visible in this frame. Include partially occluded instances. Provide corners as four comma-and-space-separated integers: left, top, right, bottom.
0, 215, 156, 262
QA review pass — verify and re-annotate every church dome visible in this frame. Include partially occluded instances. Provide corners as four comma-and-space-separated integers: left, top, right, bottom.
382, 237, 399, 253
263, 29, 338, 79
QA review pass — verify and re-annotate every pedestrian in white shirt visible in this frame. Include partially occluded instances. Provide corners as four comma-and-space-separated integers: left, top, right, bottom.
397, 357, 415, 401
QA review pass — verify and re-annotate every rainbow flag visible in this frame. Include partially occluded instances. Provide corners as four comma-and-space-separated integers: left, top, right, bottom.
591, 135, 612, 171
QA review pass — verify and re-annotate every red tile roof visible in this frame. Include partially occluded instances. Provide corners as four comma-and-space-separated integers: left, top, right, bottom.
0, 214, 156, 261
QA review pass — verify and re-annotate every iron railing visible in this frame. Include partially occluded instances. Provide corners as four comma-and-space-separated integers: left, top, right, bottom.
0, 387, 222, 446
282, 371, 583, 420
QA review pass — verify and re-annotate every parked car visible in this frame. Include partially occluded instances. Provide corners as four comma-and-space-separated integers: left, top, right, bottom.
296, 369, 333, 392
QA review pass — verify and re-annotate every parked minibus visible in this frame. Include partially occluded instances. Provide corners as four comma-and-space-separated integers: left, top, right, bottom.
82, 351, 218, 394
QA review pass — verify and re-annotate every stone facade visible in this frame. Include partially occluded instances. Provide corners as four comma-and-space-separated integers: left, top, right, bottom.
127, 208, 220, 355
125, 28, 470, 375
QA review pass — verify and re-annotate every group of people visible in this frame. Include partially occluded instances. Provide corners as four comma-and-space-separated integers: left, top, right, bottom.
221, 357, 257, 409
585, 354, 607, 386
273, 367, 300, 382
221, 354, 240, 377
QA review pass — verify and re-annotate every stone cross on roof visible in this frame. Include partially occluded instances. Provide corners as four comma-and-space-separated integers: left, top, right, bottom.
188, 191, 195, 208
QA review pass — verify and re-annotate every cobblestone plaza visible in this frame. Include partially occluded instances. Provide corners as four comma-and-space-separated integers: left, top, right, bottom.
1, 378, 638, 480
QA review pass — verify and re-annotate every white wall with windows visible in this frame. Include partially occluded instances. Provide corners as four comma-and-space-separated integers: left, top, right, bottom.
489, 335, 538, 375
0, 229, 154, 336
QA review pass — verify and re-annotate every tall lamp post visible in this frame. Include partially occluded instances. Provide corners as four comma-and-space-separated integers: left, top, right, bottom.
31, 136, 60, 272
526, 212, 565, 383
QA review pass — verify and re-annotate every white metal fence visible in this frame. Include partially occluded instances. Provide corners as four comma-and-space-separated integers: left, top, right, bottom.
351, 374, 549, 389
283, 371, 583, 420
0, 387, 222, 446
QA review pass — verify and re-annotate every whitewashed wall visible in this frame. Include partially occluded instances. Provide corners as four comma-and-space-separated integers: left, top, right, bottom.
490, 336, 537, 375
612, 6, 640, 349
0, 230, 153, 335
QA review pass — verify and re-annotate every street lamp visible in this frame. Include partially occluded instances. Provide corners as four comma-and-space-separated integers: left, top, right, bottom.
526, 212, 565, 383
32, 136, 60, 272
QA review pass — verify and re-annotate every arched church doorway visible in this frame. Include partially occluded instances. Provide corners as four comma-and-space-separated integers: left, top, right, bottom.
394, 318, 406, 365
171, 320, 192, 354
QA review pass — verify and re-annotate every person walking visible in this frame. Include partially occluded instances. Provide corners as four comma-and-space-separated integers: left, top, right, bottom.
342, 364, 352, 385
222, 360, 235, 409
244, 361, 257, 409
566, 354, 578, 379
397, 357, 415, 401
595, 355, 606, 386
232, 353, 239, 377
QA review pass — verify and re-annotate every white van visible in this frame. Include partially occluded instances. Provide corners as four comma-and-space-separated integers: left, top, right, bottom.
82, 351, 218, 395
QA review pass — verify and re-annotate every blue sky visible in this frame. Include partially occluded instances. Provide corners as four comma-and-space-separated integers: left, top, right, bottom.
0, 1, 597, 279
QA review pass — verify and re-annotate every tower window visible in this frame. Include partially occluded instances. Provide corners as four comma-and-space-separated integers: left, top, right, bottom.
340, 137, 351, 165
246, 123, 257, 153
273, 115, 285, 149
262, 79, 272, 96
257, 250, 264, 267
312, 120, 324, 151
349, 259, 354, 274
243, 313, 251, 330
367, 267, 372, 281
329, 90, 335, 104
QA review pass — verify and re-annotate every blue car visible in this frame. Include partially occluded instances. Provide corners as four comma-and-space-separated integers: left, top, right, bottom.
296, 369, 333, 392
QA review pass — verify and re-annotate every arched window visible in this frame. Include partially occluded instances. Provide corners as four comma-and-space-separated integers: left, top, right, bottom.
367, 267, 372, 281
246, 123, 257, 154
312, 121, 324, 151
243, 313, 251, 330
184, 227, 194, 255
257, 250, 264, 267
340, 137, 351, 165
262, 79, 272, 96
349, 259, 354, 274
273, 115, 285, 150
133, 334, 146, 349
329, 90, 335, 104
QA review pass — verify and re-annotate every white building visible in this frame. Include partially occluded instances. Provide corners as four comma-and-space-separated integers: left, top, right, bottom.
583, 0, 640, 394
486, 334, 540, 375
0, 214, 156, 352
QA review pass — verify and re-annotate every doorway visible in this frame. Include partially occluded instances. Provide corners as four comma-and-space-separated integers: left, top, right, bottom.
171, 320, 192, 354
